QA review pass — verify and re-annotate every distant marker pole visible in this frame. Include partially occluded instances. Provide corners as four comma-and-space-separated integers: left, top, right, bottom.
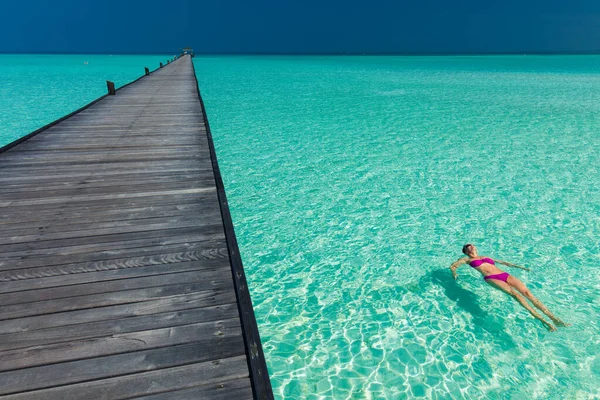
106, 81, 115, 95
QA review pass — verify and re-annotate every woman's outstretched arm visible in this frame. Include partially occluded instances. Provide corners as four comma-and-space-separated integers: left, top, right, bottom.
496, 259, 530, 271
449, 257, 469, 280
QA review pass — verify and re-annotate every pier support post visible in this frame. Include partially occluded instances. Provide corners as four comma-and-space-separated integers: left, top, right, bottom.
145, 67, 150, 76
106, 81, 116, 95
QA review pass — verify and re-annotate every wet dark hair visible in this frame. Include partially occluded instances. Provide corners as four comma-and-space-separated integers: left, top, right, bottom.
462, 244, 473, 255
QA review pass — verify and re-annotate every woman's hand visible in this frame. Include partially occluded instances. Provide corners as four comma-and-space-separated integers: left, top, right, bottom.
449, 257, 468, 280
450, 267, 458, 280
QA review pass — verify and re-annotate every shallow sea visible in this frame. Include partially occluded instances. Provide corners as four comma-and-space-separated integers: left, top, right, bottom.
0, 54, 169, 147
1, 54, 599, 399
194, 55, 600, 399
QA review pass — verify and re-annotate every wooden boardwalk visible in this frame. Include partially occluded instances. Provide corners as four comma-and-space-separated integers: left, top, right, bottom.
0, 55, 272, 399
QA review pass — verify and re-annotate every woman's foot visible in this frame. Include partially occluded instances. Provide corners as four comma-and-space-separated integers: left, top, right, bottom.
553, 319, 570, 327
545, 322, 557, 332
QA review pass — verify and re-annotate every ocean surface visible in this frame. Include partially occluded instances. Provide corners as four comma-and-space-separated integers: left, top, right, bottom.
2, 54, 599, 399
194, 55, 600, 399
0, 54, 169, 147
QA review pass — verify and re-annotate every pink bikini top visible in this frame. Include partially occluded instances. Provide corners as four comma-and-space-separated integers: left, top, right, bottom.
469, 258, 495, 268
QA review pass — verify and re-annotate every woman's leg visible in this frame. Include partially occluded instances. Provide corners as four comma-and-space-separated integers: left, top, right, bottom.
507, 276, 569, 327
486, 279, 557, 331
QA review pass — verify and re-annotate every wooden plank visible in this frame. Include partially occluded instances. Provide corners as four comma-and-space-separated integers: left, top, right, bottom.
1, 356, 250, 400
0, 181, 215, 202
0, 268, 232, 306
0, 147, 207, 158
0, 318, 242, 371
0, 162, 208, 174
0, 239, 227, 271
0, 153, 210, 166
0, 175, 211, 193
0, 277, 234, 321
0, 194, 219, 216
0, 196, 216, 223
17, 137, 205, 144
0, 211, 221, 237
0, 169, 213, 185
0, 291, 236, 335
0, 302, 239, 352
0, 155, 211, 169
9, 143, 205, 151
0, 337, 246, 396
134, 378, 253, 400
0, 187, 216, 208
0, 225, 224, 256
0, 217, 220, 246
0, 254, 230, 292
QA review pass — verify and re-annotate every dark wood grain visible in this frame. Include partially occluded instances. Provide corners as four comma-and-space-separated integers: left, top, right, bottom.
0, 302, 240, 352
0, 248, 228, 289
1, 356, 250, 400
0, 291, 237, 335
0, 318, 242, 372
0, 336, 246, 396
134, 378, 253, 400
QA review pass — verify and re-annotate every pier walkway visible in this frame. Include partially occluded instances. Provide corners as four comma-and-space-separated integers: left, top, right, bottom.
0, 55, 272, 399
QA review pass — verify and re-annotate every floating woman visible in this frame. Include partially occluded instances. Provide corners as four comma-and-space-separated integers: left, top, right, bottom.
449, 243, 568, 332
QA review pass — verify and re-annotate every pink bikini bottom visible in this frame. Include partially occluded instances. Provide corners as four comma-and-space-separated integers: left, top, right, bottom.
484, 272, 510, 283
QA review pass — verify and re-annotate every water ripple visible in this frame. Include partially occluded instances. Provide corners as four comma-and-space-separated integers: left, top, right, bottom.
197, 55, 600, 399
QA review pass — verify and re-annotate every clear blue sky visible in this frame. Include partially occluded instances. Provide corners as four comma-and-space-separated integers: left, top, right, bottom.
2, 0, 600, 54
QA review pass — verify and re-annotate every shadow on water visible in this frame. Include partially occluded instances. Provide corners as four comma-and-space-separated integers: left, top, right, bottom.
425, 270, 517, 350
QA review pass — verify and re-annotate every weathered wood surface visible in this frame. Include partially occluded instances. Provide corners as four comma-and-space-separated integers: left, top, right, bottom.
0, 55, 267, 399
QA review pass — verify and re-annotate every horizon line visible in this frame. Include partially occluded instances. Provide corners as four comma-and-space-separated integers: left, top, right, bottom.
3, 50, 600, 56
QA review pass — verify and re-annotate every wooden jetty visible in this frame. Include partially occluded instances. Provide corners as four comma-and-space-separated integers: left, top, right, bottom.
0, 55, 273, 399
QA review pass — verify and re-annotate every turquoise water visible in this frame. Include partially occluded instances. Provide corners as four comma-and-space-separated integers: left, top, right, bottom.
2, 54, 599, 399
195, 56, 600, 399
0, 54, 170, 147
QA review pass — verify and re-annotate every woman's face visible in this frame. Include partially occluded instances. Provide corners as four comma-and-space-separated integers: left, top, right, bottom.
467, 244, 477, 256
